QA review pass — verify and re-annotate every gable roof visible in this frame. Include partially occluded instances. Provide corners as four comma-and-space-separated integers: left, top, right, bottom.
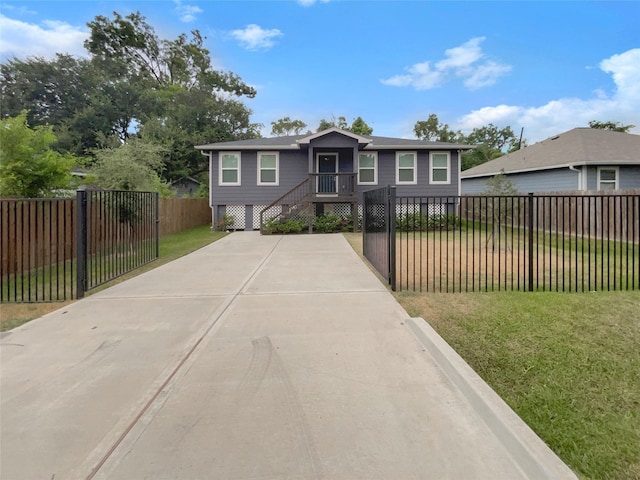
195, 128, 474, 151
461, 128, 640, 179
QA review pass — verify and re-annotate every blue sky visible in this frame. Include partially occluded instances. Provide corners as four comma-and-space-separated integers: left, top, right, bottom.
1, 0, 639, 144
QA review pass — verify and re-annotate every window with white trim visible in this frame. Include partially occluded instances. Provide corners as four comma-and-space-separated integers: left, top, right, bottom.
396, 152, 417, 184
257, 152, 279, 185
597, 167, 618, 190
219, 152, 241, 185
430, 152, 450, 184
358, 152, 377, 185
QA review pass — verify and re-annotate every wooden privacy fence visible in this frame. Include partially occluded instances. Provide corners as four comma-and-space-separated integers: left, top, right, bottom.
461, 189, 640, 243
1, 194, 212, 302
158, 198, 211, 236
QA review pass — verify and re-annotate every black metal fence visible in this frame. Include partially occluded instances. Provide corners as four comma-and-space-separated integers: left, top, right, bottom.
362, 189, 640, 293
1, 190, 159, 303
363, 186, 396, 290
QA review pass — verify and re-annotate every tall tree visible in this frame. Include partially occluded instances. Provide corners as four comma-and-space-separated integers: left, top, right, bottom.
0, 112, 76, 198
462, 123, 518, 170
414, 114, 461, 143
588, 120, 635, 132
270, 117, 308, 136
316, 115, 374, 135
85, 11, 259, 180
350, 116, 373, 135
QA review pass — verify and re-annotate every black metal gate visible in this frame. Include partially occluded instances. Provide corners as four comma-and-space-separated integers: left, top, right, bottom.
1, 190, 159, 302
76, 190, 159, 298
363, 186, 396, 290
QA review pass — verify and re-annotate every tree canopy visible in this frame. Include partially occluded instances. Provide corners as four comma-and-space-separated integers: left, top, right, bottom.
270, 117, 308, 136
413, 114, 521, 170
0, 11, 259, 183
588, 120, 635, 132
316, 116, 373, 135
0, 112, 76, 198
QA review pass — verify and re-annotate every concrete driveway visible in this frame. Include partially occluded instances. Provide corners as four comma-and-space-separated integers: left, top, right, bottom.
0, 232, 577, 479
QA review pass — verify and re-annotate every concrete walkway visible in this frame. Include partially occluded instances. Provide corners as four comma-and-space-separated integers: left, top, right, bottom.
1, 232, 577, 479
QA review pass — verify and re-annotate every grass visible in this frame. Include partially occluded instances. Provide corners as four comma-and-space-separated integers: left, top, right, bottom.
344, 232, 640, 480
0, 225, 226, 332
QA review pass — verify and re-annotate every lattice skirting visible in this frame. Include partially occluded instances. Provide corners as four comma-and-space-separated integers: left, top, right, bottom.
252, 205, 268, 230
396, 203, 445, 216
225, 205, 246, 229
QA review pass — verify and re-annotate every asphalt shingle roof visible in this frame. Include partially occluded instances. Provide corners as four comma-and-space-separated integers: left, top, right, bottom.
461, 128, 640, 178
195, 128, 474, 151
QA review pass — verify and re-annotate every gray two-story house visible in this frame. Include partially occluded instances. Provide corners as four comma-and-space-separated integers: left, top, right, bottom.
195, 127, 472, 230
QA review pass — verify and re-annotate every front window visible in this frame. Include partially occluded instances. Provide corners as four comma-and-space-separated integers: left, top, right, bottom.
219, 152, 241, 185
598, 167, 618, 190
396, 152, 417, 184
257, 152, 279, 185
358, 152, 377, 185
430, 152, 450, 184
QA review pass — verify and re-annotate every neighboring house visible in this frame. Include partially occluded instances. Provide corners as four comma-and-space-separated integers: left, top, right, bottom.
461, 128, 640, 194
170, 176, 202, 197
195, 127, 473, 230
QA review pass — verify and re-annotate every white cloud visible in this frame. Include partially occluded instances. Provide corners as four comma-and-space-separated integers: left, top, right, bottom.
0, 14, 89, 60
381, 37, 511, 91
456, 48, 640, 143
173, 0, 203, 23
231, 24, 283, 51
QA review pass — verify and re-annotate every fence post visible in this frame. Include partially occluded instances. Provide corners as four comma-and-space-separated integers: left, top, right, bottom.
388, 186, 397, 291
154, 192, 160, 258
527, 193, 534, 292
76, 189, 88, 299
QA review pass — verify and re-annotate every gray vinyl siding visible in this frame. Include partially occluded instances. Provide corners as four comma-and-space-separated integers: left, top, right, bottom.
359, 150, 460, 201
585, 165, 640, 190
462, 168, 578, 194
211, 150, 308, 205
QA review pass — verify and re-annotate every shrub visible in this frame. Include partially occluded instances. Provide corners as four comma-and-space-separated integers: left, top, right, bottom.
263, 217, 307, 234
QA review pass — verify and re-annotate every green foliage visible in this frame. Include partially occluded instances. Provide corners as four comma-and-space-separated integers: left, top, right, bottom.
484, 170, 518, 195
270, 117, 308, 136
213, 213, 235, 232
0, 112, 76, 197
89, 139, 173, 197
588, 120, 635, 132
311, 213, 355, 233
396, 212, 462, 231
350, 116, 373, 135
414, 113, 462, 143
413, 113, 523, 171
263, 217, 307, 234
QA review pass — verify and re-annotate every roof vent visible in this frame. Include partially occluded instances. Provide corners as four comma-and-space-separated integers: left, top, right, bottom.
550, 135, 560, 140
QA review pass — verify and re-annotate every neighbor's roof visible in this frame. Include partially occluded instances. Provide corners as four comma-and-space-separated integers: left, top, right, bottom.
195, 127, 474, 151
461, 128, 640, 179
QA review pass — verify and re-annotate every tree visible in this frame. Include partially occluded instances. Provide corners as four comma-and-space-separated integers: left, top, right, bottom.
461, 124, 518, 170
270, 117, 308, 136
317, 115, 349, 131
0, 112, 76, 198
89, 139, 172, 196
414, 114, 461, 143
350, 116, 373, 135
84, 11, 260, 179
588, 120, 635, 132
316, 115, 374, 134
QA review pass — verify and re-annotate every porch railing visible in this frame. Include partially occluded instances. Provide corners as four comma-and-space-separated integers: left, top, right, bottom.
309, 173, 357, 197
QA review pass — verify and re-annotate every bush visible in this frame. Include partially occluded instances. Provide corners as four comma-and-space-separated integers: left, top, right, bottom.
263, 217, 307, 234
396, 212, 462, 231
313, 213, 357, 233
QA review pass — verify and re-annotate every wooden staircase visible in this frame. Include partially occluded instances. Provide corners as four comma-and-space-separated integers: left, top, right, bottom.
259, 179, 313, 233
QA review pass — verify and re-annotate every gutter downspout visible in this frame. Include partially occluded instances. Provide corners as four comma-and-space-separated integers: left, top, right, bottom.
568, 165, 583, 191
201, 150, 215, 228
